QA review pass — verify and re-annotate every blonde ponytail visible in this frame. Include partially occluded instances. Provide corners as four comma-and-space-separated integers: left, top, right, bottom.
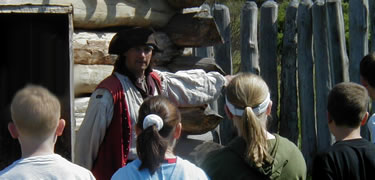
227, 73, 273, 167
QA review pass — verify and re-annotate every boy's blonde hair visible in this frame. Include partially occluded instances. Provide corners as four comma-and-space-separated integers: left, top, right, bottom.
226, 73, 272, 167
10, 85, 61, 138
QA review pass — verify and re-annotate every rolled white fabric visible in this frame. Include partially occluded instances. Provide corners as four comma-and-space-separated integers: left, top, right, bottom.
143, 114, 164, 131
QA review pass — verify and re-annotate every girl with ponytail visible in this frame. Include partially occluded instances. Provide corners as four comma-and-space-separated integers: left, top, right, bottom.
201, 73, 307, 180
112, 96, 209, 180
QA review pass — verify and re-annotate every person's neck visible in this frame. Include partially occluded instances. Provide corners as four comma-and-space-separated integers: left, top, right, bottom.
129, 69, 145, 79
334, 127, 362, 141
164, 148, 176, 159
19, 135, 55, 158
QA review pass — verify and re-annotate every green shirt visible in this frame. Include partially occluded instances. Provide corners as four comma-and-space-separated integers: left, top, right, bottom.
201, 134, 307, 180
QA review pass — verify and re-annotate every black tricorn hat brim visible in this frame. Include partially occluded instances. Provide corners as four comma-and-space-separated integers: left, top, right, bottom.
108, 27, 158, 55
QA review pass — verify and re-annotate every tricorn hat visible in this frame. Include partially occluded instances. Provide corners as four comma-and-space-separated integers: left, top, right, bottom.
108, 27, 158, 55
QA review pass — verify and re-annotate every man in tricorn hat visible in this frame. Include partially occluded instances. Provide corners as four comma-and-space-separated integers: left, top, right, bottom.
74, 27, 228, 180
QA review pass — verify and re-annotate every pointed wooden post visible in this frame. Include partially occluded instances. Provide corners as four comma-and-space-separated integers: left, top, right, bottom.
259, 0, 279, 133
212, 4, 235, 145
326, 0, 350, 84
240, 0, 259, 74
280, 0, 298, 145
313, 0, 332, 156
298, 0, 316, 172
349, 0, 369, 83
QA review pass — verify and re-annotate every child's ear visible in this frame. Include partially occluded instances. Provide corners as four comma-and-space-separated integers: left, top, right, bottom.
135, 126, 142, 136
361, 112, 369, 126
174, 123, 182, 139
266, 100, 273, 116
8, 122, 19, 139
56, 119, 65, 136
327, 112, 333, 124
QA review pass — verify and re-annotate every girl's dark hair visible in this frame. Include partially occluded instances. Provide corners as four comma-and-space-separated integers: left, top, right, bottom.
136, 96, 181, 174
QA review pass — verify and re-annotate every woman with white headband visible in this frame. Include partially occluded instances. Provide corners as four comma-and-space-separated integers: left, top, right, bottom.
112, 96, 209, 180
201, 73, 307, 180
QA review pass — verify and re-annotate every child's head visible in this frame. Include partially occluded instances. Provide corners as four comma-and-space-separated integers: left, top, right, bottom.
10, 85, 61, 139
327, 82, 369, 128
225, 73, 272, 167
136, 96, 181, 174
360, 52, 375, 99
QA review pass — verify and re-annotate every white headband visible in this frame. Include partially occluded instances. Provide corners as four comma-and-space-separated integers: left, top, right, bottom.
143, 114, 164, 131
226, 93, 271, 116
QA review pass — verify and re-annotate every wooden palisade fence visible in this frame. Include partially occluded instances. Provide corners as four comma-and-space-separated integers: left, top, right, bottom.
203, 0, 374, 173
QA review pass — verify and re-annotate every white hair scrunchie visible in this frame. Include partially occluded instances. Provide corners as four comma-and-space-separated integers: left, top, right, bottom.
143, 114, 164, 131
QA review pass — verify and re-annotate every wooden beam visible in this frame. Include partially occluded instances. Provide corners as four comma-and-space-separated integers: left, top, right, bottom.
163, 12, 224, 47
167, 0, 206, 9
0, 0, 176, 29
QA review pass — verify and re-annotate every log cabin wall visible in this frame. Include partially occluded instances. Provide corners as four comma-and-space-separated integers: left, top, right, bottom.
0, 6, 73, 169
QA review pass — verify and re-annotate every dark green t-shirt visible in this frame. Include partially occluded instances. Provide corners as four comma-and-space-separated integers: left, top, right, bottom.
201, 134, 306, 180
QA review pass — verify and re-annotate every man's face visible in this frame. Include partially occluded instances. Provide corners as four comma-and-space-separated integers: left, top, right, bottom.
123, 45, 153, 76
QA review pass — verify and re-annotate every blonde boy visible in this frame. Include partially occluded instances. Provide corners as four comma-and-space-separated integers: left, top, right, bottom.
0, 85, 95, 179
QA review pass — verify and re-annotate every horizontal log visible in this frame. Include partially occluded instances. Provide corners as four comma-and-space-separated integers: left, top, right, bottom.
167, 0, 206, 9
163, 12, 224, 47
73, 97, 222, 135
179, 105, 223, 135
74, 97, 90, 131
74, 64, 113, 95
166, 56, 226, 75
74, 31, 117, 65
1, 0, 176, 29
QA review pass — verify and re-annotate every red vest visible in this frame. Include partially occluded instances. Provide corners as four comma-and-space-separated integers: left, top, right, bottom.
91, 72, 161, 180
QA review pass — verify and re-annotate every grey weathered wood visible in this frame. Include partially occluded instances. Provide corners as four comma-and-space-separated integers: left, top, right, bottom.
326, 0, 350, 84
349, 0, 370, 140
298, 0, 316, 172
370, 0, 375, 52
0, 4, 72, 14
212, 4, 232, 75
167, 0, 206, 9
212, 4, 234, 145
312, 0, 332, 154
259, 0, 278, 133
179, 105, 223, 135
193, 4, 214, 59
0, 0, 176, 29
279, 0, 298, 145
240, 1, 259, 74
166, 56, 226, 75
349, 0, 369, 83
163, 11, 224, 47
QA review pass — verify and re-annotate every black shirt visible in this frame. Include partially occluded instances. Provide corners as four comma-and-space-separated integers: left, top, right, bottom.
312, 138, 375, 180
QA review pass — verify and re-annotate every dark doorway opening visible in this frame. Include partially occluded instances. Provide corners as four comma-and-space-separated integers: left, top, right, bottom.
0, 11, 73, 169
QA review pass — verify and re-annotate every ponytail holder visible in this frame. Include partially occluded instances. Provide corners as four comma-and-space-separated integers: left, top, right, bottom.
226, 93, 271, 116
143, 114, 164, 131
